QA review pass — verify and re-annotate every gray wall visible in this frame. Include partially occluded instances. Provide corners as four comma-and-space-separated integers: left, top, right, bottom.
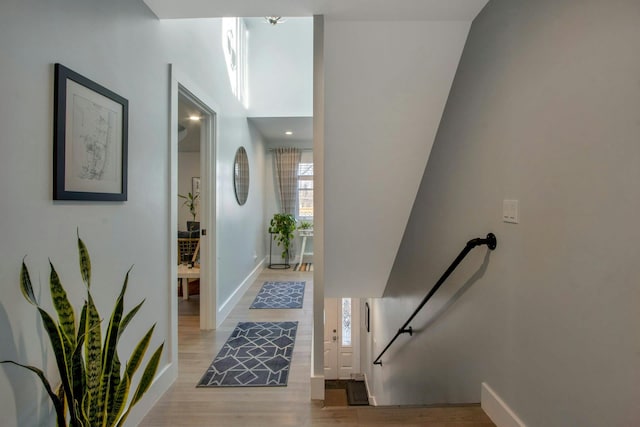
323, 20, 472, 298
362, 0, 640, 425
0, 1, 266, 425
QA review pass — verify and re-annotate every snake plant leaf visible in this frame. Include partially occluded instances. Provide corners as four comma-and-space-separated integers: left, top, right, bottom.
19, 259, 38, 306
0, 361, 66, 427
49, 261, 76, 346
77, 235, 91, 289
109, 325, 156, 425
106, 351, 122, 420
36, 307, 74, 420
119, 299, 145, 338
84, 294, 102, 425
97, 270, 128, 424
124, 325, 155, 383
116, 342, 164, 427
107, 369, 130, 426
76, 303, 87, 351
70, 327, 87, 419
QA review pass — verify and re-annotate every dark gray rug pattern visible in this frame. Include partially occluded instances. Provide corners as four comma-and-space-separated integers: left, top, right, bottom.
197, 321, 298, 387
250, 281, 305, 309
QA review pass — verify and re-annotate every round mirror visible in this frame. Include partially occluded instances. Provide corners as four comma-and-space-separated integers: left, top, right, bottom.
234, 146, 249, 205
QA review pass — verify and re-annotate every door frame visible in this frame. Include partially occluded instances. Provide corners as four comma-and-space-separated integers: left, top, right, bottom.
169, 64, 219, 364
324, 297, 361, 380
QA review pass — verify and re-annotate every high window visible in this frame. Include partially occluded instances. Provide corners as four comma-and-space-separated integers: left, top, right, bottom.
222, 18, 248, 108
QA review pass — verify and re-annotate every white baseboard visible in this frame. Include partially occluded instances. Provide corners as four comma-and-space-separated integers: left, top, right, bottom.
124, 362, 177, 426
217, 258, 265, 327
310, 375, 325, 400
363, 373, 377, 406
481, 382, 526, 427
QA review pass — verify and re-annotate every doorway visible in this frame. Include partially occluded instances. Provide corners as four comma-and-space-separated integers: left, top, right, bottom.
324, 298, 360, 379
173, 82, 217, 331
169, 65, 219, 377
176, 93, 204, 317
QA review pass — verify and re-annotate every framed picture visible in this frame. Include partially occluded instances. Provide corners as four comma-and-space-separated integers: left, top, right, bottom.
53, 63, 128, 201
192, 177, 201, 196
365, 302, 370, 333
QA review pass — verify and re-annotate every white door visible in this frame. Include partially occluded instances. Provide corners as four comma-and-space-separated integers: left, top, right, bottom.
324, 298, 359, 380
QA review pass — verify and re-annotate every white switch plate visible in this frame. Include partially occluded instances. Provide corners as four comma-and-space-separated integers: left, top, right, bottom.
503, 199, 519, 223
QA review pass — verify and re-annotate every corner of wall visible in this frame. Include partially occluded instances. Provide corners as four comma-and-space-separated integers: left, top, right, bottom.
216, 258, 266, 327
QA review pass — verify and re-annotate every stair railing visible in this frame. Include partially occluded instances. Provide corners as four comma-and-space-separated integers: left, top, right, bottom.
373, 233, 497, 366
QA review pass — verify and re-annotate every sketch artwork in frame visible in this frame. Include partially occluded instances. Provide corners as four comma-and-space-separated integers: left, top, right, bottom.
53, 63, 128, 201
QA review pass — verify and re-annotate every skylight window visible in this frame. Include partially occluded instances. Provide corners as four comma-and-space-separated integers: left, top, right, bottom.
222, 18, 249, 108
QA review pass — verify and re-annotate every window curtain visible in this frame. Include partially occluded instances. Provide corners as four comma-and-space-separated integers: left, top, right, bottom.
274, 147, 302, 215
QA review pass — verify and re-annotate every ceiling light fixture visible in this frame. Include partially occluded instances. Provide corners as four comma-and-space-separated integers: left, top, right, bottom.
285, 131, 293, 136
189, 115, 201, 121
265, 16, 285, 26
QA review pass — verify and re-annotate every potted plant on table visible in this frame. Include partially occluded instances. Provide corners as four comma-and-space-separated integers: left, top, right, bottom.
179, 192, 199, 232
1, 233, 163, 427
269, 213, 297, 264
298, 221, 313, 231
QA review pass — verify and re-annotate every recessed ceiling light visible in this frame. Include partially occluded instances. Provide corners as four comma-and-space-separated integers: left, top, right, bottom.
189, 115, 201, 121
285, 131, 293, 135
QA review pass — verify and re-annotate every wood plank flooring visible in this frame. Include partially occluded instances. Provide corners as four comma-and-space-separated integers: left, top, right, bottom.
140, 268, 494, 426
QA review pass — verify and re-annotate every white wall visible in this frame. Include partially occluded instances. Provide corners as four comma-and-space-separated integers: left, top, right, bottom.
362, 1, 640, 425
0, 1, 265, 425
247, 17, 313, 117
178, 152, 200, 228
323, 20, 472, 297
217, 119, 267, 309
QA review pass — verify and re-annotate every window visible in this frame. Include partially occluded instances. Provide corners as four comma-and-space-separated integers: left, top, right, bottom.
341, 298, 352, 346
222, 18, 248, 108
298, 162, 313, 219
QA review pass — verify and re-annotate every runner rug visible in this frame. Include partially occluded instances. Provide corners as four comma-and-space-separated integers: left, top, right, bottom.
197, 321, 298, 387
250, 281, 305, 309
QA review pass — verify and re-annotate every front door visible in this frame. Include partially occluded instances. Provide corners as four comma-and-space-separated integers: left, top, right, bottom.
324, 298, 358, 379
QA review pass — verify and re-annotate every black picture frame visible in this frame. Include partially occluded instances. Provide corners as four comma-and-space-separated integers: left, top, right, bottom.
365, 302, 370, 333
53, 63, 128, 201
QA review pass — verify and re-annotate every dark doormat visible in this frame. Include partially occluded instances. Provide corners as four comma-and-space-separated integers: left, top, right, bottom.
346, 381, 369, 406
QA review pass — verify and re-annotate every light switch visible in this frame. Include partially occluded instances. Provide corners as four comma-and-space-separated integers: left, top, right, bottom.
503, 199, 519, 224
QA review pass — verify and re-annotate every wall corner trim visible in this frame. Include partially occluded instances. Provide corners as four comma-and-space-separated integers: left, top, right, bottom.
310, 374, 325, 400
217, 258, 266, 327
363, 373, 377, 406
481, 382, 526, 427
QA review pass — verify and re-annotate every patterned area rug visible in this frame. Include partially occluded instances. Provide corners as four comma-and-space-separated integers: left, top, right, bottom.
250, 281, 305, 309
197, 321, 298, 387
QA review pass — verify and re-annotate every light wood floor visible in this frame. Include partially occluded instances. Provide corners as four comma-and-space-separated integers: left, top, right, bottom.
140, 268, 495, 426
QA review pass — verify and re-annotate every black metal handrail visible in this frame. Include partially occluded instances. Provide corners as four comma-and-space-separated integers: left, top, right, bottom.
373, 233, 497, 365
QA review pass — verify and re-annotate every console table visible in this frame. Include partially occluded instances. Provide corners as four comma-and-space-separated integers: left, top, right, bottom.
297, 229, 314, 266
177, 264, 200, 300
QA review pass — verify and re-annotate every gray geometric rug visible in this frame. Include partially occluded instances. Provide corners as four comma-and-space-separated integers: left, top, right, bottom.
250, 281, 305, 309
197, 321, 298, 387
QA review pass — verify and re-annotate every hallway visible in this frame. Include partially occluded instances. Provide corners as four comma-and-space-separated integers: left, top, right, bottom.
140, 267, 493, 426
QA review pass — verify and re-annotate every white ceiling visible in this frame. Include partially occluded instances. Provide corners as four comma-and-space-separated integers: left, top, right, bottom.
143, 0, 489, 21
178, 95, 203, 152
248, 117, 313, 144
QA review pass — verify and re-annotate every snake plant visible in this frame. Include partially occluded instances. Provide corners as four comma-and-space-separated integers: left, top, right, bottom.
1, 234, 164, 427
